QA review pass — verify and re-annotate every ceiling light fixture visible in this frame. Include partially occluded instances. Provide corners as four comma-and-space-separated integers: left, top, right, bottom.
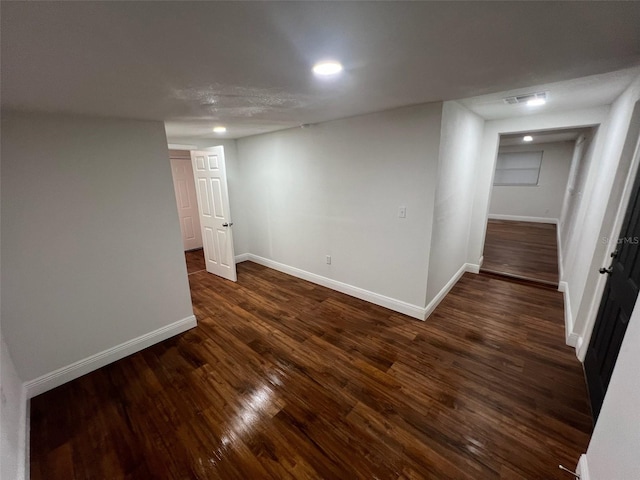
523, 135, 533, 142
527, 97, 546, 107
213, 126, 227, 133
312, 61, 343, 76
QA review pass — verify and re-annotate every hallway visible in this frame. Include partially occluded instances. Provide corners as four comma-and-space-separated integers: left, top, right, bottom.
30, 259, 591, 479
482, 219, 560, 286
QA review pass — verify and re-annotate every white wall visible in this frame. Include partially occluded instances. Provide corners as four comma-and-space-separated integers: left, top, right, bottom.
165, 138, 248, 257
1, 112, 195, 382
584, 293, 640, 479
489, 141, 574, 221
559, 129, 597, 257
1, 332, 26, 480
237, 103, 443, 310
426, 101, 484, 304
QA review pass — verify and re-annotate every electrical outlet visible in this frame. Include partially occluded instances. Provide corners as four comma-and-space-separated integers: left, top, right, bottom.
326, 255, 332, 265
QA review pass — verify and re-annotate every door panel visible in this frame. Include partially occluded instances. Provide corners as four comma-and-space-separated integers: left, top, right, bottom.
211, 179, 225, 218
170, 157, 203, 251
191, 148, 237, 282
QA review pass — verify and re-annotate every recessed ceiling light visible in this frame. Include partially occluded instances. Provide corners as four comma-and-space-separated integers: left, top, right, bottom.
527, 98, 546, 107
523, 135, 533, 142
213, 126, 227, 133
312, 61, 343, 76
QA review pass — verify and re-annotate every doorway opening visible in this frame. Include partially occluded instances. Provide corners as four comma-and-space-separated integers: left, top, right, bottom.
481, 127, 596, 287
168, 147, 237, 282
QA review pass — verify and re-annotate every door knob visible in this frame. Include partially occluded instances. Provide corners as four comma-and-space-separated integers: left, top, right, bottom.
222, 222, 233, 227
599, 266, 613, 275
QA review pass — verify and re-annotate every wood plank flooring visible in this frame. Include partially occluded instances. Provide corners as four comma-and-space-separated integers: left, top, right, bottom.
185, 248, 205, 274
482, 219, 559, 286
30, 255, 591, 479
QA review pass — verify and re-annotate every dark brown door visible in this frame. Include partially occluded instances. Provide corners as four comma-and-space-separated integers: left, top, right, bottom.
584, 162, 640, 421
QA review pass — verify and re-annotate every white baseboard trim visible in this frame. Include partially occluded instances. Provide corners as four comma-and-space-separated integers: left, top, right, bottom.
576, 454, 591, 480
24, 315, 197, 398
559, 281, 579, 348
423, 263, 472, 320
488, 214, 559, 224
466, 262, 481, 274
576, 336, 586, 361
235, 253, 250, 263
556, 223, 564, 281
245, 254, 426, 320
567, 333, 580, 349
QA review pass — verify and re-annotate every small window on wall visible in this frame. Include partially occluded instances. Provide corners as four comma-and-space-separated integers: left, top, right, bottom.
493, 151, 543, 186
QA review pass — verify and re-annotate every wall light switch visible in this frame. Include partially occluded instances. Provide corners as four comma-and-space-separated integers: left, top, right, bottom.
398, 206, 407, 218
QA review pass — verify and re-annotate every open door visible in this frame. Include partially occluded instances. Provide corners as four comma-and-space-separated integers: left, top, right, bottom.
190, 148, 237, 282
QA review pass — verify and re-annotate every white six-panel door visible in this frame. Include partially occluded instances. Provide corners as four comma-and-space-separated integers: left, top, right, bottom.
190, 148, 237, 282
170, 157, 203, 251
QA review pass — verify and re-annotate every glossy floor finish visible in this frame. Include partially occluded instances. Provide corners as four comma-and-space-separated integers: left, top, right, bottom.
482, 219, 559, 286
30, 258, 591, 479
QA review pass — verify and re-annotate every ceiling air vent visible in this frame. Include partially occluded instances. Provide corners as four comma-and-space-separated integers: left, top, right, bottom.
503, 92, 547, 105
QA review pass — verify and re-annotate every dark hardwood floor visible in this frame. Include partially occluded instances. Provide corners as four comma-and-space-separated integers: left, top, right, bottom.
30, 253, 591, 479
185, 248, 205, 274
482, 219, 559, 286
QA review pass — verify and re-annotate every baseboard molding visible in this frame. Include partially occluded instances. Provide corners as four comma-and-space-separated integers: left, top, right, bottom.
245, 254, 426, 320
556, 223, 564, 280
488, 214, 559, 224
24, 315, 197, 398
576, 336, 586, 361
423, 263, 472, 320
567, 333, 580, 349
235, 253, 250, 263
559, 281, 579, 348
576, 454, 591, 480
466, 262, 481, 274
